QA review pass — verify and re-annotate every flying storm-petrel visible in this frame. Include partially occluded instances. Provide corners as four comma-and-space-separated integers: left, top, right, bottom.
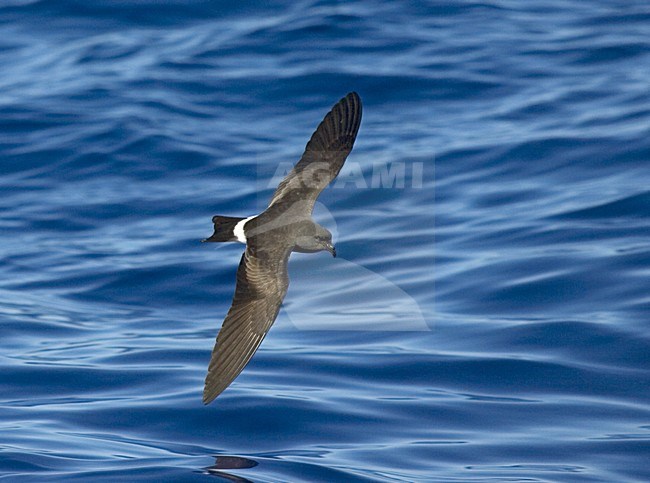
201, 92, 362, 403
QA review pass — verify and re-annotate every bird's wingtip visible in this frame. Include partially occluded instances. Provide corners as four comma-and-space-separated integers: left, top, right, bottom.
202, 391, 215, 405
346, 91, 361, 102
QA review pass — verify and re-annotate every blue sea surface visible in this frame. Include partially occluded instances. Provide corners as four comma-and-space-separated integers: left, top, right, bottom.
1, 1, 649, 481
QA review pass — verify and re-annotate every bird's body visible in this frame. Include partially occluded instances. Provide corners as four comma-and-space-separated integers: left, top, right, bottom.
201, 92, 362, 404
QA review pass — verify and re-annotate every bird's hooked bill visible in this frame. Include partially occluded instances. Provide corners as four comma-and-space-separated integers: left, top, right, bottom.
326, 242, 336, 257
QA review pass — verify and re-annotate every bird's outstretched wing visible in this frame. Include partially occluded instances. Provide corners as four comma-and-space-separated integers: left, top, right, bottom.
267, 92, 362, 211
203, 243, 290, 404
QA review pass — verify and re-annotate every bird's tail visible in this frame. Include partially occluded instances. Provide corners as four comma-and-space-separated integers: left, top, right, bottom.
202, 215, 245, 242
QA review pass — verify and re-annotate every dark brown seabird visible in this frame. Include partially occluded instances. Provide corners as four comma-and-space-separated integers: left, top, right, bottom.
201, 92, 362, 403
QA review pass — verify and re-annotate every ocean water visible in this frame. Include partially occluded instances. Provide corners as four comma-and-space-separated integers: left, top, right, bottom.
1, 0, 649, 481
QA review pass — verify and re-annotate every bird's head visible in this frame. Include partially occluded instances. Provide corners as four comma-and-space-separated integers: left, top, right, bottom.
293, 225, 336, 257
